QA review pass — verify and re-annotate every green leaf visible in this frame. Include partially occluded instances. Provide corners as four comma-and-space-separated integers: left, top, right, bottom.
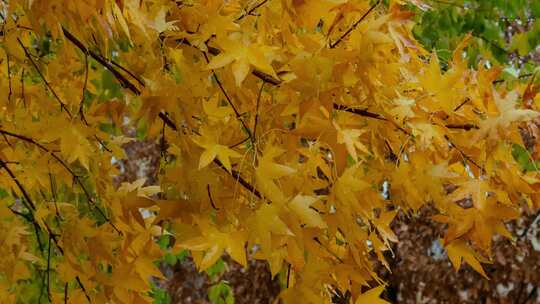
208, 281, 235, 304
163, 252, 177, 266
512, 144, 539, 172
206, 258, 226, 280
0, 187, 8, 199
149, 281, 172, 304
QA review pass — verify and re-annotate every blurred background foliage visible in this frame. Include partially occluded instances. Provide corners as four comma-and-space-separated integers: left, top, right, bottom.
410, 0, 539, 75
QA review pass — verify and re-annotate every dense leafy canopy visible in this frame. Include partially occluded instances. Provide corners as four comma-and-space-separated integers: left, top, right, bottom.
0, 0, 538, 303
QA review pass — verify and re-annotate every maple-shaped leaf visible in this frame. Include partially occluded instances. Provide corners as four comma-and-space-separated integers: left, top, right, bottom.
389, 95, 416, 123
206, 34, 279, 86
203, 94, 234, 122
58, 125, 94, 169
355, 285, 391, 304
446, 239, 488, 279
193, 127, 242, 172
372, 210, 398, 243
474, 91, 540, 142
256, 144, 296, 203
288, 195, 327, 229
419, 51, 465, 113
247, 203, 293, 255
181, 223, 247, 270
334, 122, 370, 161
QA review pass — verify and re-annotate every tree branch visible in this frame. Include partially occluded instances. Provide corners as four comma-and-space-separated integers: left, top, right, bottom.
329, 0, 380, 48
62, 27, 142, 95
17, 38, 73, 118
0, 159, 36, 210
236, 0, 269, 21
157, 115, 263, 200
0, 129, 121, 234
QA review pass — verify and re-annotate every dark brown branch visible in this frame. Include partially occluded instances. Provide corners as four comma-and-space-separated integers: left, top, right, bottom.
109, 59, 145, 87
0, 130, 121, 234
492, 73, 534, 84
17, 38, 73, 118
46, 235, 52, 303
75, 277, 91, 303
176, 39, 282, 85
158, 112, 178, 131
79, 53, 89, 121
213, 158, 263, 199
333, 103, 411, 134
229, 137, 250, 148
0, 159, 36, 210
329, 0, 380, 48
286, 264, 291, 288
332, 104, 386, 120
157, 115, 264, 200
202, 52, 255, 146
236, 0, 269, 21
62, 27, 142, 95
252, 69, 281, 85
8, 185, 90, 302
453, 97, 470, 112
207, 184, 219, 210
446, 123, 479, 130
445, 135, 484, 173
64, 283, 68, 304
8, 201, 44, 253
313, 237, 344, 263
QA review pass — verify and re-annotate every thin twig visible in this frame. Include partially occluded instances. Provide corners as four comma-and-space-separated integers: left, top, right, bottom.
229, 137, 250, 148
76, 277, 91, 303
214, 158, 262, 199
332, 104, 386, 120
329, 0, 380, 48
177, 39, 282, 85
453, 98, 470, 112
62, 28, 142, 95
207, 184, 219, 210
109, 59, 145, 86
202, 52, 255, 146
236, 0, 269, 21
445, 135, 484, 173
17, 38, 73, 117
313, 237, 343, 263
286, 264, 291, 288
46, 235, 52, 303
8, 193, 91, 302
79, 53, 89, 121
0, 130, 121, 234
157, 103, 264, 201
64, 283, 68, 304
0, 159, 36, 210
158, 112, 178, 131
446, 123, 479, 130
253, 81, 265, 142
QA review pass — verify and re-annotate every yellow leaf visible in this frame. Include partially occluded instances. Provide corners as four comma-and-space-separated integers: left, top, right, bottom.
193, 128, 242, 172
288, 195, 327, 228
355, 286, 390, 304
446, 239, 488, 279
334, 122, 370, 161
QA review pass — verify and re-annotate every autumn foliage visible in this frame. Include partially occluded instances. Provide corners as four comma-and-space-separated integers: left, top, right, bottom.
0, 0, 539, 303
